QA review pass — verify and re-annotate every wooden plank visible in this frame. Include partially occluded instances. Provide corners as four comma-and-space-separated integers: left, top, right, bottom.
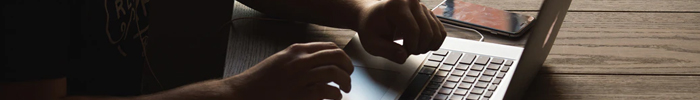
538, 12, 700, 74
422, 0, 700, 12
523, 74, 700, 100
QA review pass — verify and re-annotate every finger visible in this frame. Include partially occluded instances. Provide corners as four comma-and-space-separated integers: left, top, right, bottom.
291, 48, 354, 74
286, 42, 339, 53
385, 0, 420, 55
422, 4, 444, 50
360, 35, 410, 63
433, 13, 447, 50
302, 65, 352, 93
408, 2, 434, 54
304, 84, 343, 100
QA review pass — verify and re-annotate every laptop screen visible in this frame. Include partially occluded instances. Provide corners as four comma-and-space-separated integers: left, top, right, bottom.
503, 0, 572, 99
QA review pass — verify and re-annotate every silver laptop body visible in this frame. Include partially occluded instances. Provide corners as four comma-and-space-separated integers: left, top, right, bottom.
339, 0, 571, 100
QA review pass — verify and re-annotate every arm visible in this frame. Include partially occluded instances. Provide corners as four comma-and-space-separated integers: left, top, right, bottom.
1, 42, 353, 100
238, 0, 448, 63
237, 0, 368, 30
1, 77, 234, 100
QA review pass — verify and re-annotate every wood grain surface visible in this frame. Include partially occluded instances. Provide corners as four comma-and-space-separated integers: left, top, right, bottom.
226, 0, 700, 99
423, 0, 700, 12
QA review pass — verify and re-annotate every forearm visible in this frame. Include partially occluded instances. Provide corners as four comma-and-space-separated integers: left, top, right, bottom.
137, 79, 233, 100
62, 79, 233, 100
237, 0, 374, 30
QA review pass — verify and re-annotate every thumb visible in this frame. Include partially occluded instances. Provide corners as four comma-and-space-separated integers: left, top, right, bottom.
360, 35, 410, 64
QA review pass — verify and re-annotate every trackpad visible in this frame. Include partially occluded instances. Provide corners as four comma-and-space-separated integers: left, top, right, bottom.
330, 67, 399, 100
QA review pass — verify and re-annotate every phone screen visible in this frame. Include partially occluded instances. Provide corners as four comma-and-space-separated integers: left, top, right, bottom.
432, 0, 533, 33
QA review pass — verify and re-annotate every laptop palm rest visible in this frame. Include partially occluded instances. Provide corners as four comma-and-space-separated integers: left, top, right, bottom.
328, 66, 398, 100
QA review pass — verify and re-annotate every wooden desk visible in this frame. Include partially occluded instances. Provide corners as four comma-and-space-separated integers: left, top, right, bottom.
225, 0, 700, 99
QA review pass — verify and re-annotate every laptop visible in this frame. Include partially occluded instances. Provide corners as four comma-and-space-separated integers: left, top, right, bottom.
337, 0, 571, 100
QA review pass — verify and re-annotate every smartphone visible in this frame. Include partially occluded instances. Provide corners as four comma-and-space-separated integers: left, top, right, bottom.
431, 0, 534, 37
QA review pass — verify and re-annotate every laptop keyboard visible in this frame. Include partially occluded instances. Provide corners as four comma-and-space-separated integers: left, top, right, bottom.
414, 49, 515, 100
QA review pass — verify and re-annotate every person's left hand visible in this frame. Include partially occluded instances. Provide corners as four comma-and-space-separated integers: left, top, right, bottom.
224, 42, 353, 100
354, 0, 447, 64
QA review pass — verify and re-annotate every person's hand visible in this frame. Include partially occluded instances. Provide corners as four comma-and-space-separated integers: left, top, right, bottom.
224, 42, 354, 100
355, 0, 447, 64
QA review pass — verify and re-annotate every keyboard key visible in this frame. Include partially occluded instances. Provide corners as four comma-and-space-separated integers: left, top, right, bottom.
436, 71, 449, 76
450, 95, 465, 100
488, 85, 497, 91
433, 50, 448, 56
435, 94, 449, 100
492, 78, 502, 84
428, 55, 445, 62
454, 88, 468, 95
481, 97, 489, 100
459, 53, 477, 64
486, 64, 500, 70
443, 82, 458, 88
471, 88, 485, 95
504, 60, 514, 66
419, 67, 436, 74
438, 88, 453, 94
466, 70, 480, 77
429, 55, 445, 61
439, 65, 453, 71
471, 65, 485, 71
455, 64, 469, 70
422, 89, 436, 95
500, 66, 510, 72
479, 76, 493, 82
447, 76, 461, 82
417, 95, 432, 100
443, 52, 462, 65
406, 73, 431, 99
424, 61, 440, 68
466, 94, 480, 100
484, 91, 494, 97
431, 76, 445, 83
458, 82, 472, 89
474, 56, 490, 65
496, 72, 505, 78
490, 57, 504, 64
463, 76, 477, 83
427, 82, 441, 90
452, 70, 465, 76
474, 82, 488, 88
483, 70, 497, 76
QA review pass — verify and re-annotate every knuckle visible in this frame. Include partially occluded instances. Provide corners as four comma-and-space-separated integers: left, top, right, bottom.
329, 49, 346, 55
321, 48, 346, 56
319, 42, 339, 48
288, 43, 307, 51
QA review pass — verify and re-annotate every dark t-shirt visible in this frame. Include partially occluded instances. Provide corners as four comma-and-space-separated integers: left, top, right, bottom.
3, 0, 149, 96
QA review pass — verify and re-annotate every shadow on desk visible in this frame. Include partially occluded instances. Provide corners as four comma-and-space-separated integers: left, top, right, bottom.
523, 64, 563, 100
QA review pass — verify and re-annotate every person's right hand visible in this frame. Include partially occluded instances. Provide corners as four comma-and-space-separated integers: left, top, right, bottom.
355, 0, 447, 64
224, 42, 354, 100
